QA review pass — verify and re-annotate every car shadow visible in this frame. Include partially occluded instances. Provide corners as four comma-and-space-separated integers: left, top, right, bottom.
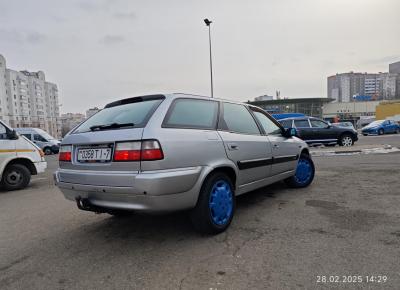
71, 181, 288, 242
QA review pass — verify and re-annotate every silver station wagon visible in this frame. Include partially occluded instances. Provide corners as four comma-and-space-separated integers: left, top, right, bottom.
54, 94, 314, 234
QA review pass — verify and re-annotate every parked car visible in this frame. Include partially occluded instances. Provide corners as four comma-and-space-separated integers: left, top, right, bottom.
278, 116, 358, 146
361, 120, 400, 136
15, 128, 60, 155
54, 94, 314, 234
332, 122, 355, 130
0, 120, 47, 190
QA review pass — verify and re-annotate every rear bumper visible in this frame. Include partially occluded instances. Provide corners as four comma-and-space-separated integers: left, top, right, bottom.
35, 161, 47, 174
54, 166, 204, 213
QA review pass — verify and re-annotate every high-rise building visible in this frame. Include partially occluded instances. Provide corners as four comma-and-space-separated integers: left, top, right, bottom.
0, 54, 61, 138
327, 70, 400, 102
389, 61, 400, 74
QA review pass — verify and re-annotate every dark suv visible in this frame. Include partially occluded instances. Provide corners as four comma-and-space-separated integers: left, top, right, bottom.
279, 117, 358, 146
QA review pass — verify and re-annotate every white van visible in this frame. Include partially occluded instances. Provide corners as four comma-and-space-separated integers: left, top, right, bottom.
0, 120, 47, 190
15, 128, 60, 155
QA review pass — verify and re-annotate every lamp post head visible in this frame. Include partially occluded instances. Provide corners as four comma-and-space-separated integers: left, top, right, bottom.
204, 18, 212, 26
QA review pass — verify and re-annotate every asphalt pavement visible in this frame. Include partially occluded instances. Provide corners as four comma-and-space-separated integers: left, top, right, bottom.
1, 134, 400, 289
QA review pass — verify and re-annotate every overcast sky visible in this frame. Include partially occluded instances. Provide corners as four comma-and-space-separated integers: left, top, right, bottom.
1, 0, 399, 113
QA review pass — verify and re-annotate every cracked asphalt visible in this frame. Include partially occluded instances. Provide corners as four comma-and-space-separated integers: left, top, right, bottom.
1, 134, 400, 289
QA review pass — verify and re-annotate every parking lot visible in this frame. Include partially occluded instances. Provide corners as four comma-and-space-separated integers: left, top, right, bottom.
1, 134, 400, 289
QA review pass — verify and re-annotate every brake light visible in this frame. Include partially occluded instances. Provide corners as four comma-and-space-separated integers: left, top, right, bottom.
59, 145, 72, 162
141, 140, 164, 160
114, 142, 141, 161
113, 140, 163, 162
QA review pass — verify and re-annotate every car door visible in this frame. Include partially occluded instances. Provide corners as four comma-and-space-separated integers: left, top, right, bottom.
309, 118, 337, 142
0, 123, 16, 170
387, 120, 396, 133
293, 119, 313, 141
251, 108, 299, 176
217, 102, 272, 186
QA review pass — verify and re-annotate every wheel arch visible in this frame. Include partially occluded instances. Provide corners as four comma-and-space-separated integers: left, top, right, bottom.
203, 165, 237, 190
300, 147, 310, 157
3, 158, 37, 175
339, 131, 356, 139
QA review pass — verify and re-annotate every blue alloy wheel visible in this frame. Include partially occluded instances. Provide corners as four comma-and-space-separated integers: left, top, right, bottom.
294, 158, 312, 185
209, 180, 233, 226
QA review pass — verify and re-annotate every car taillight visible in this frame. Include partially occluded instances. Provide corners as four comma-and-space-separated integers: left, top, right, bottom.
114, 142, 141, 161
113, 140, 163, 162
59, 145, 72, 162
141, 140, 164, 161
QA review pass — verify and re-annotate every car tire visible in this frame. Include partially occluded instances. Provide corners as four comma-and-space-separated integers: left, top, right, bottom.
43, 147, 52, 155
338, 134, 354, 146
1, 164, 31, 191
378, 129, 384, 135
362, 133, 367, 136
190, 172, 235, 235
285, 154, 315, 188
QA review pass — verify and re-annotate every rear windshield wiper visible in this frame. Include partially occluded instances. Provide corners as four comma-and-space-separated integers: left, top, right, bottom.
90, 122, 135, 131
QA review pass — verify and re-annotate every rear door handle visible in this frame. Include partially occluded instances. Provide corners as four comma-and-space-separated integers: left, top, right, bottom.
227, 143, 239, 150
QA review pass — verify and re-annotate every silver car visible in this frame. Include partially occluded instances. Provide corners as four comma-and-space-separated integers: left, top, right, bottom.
54, 94, 314, 234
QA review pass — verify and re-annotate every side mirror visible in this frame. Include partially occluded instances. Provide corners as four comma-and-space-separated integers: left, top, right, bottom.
7, 129, 19, 140
283, 127, 297, 137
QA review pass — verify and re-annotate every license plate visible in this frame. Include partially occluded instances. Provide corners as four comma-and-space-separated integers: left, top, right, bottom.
77, 148, 112, 162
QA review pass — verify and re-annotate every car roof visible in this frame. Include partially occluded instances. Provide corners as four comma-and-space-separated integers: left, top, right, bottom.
104, 93, 259, 109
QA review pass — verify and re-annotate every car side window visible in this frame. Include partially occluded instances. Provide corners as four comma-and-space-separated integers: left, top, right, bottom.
0, 124, 7, 140
163, 98, 218, 129
294, 119, 310, 128
220, 103, 260, 135
310, 119, 328, 128
34, 134, 47, 142
22, 134, 32, 140
252, 110, 281, 135
279, 119, 292, 128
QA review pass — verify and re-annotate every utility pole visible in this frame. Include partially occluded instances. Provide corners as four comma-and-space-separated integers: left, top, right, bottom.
204, 18, 214, 98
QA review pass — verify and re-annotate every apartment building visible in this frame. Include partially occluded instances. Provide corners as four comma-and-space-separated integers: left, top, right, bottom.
86, 107, 100, 118
327, 62, 400, 103
0, 54, 61, 138
61, 112, 85, 137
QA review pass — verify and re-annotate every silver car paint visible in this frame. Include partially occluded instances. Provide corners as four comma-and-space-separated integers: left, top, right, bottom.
55, 93, 309, 213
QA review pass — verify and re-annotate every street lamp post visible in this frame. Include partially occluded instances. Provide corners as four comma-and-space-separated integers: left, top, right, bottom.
204, 18, 214, 98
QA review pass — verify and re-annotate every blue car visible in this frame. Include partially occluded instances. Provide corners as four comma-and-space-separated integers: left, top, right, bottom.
362, 120, 400, 135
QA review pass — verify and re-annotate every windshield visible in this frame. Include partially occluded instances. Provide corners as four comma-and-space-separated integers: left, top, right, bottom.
39, 130, 57, 140
366, 120, 383, 127
74, 99, 163, 133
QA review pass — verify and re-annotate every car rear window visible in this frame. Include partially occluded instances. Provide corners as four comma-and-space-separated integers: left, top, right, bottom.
163, 98, 218, 129
74, 98, 163, 133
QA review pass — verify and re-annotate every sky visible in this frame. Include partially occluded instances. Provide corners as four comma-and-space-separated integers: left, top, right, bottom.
0, 0, 399, 113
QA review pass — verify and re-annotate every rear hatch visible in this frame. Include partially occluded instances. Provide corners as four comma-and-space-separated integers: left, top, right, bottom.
58, 95, 164, 187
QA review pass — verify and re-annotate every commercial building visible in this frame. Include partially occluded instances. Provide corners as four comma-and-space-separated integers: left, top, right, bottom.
248, 97, 333, 118
60, 113, 86, 137
322, 101, 380, 123
375, 101, 400, 121
0, 54, 61, 138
